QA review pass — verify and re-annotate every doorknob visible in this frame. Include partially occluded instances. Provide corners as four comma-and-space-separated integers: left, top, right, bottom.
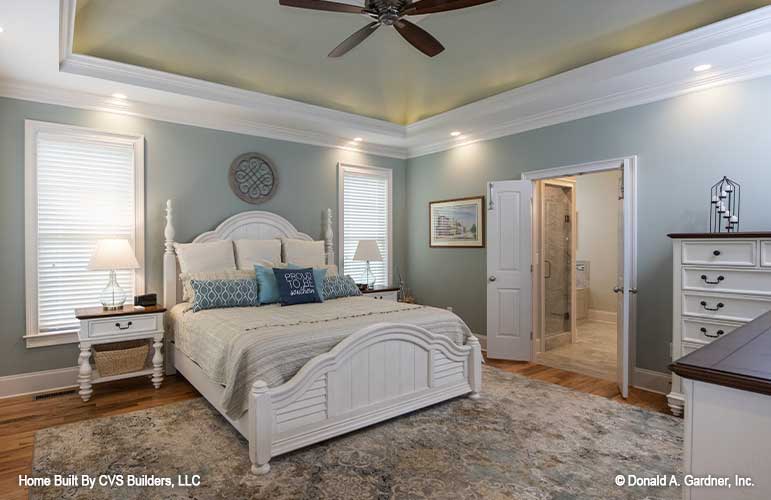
628, 288, 638, 294
613, 286, 623, 293
488, 275, 497, 282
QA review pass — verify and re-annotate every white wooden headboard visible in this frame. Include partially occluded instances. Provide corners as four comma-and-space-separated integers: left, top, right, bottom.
162, 200, 334, 307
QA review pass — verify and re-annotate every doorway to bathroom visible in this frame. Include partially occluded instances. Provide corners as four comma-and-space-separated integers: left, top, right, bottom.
532, 169, 623, 382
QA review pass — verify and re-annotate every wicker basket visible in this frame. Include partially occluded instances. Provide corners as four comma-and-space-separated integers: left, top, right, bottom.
93, 340, 150, 377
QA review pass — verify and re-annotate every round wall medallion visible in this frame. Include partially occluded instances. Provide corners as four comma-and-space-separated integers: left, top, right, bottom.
228, 153, 277, 204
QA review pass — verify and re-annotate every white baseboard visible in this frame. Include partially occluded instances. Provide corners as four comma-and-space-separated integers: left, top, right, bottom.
632, 368, 671, 395
587, 309, 617, 324
0, 366, 79, 399
475, 334, 487, 352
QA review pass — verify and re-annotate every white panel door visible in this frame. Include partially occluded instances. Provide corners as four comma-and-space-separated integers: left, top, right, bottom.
486, 180, 533, 360
616, 165, 633, 399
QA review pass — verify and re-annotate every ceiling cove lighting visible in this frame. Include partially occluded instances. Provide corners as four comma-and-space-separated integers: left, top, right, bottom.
450, 131, 462, 137
693, 64, 712, 72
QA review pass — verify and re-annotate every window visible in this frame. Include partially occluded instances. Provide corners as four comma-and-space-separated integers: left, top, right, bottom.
339, 164, 392, 288
25, 121, 144, 346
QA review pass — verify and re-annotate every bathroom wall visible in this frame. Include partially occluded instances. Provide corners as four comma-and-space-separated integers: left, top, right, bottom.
576, 170, 621, 314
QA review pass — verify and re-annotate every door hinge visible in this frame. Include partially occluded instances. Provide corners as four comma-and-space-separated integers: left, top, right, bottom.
564, 312, 570, 320
530, 331, 533, 340
530, 264, 534, 272
564, 215, 570, 223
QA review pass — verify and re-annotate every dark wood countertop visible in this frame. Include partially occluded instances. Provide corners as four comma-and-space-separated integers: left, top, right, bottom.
75, 304, 167, 320
667, 232, 771, 239
670, 311, 771, 396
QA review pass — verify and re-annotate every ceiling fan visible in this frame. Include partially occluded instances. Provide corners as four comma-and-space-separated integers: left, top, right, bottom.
278, 0, 496, 57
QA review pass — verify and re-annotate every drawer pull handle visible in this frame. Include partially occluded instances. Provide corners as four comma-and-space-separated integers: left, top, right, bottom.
700, 274, 725, 285
713, 250, 721, 256
700, 327, 725, 339
700, 301, 724, 311
114, 321, 133, 330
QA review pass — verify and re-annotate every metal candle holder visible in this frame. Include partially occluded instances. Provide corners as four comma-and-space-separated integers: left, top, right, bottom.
710, 176, 740, 233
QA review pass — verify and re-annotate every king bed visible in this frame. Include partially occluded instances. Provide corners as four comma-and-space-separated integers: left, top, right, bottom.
161, 201, 482, 474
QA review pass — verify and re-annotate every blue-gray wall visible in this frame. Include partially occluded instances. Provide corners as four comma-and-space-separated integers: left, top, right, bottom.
0, 96, 406, 377
406, 76, 771, 373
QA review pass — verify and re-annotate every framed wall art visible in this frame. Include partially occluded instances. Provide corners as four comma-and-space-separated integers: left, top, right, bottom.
429, 196, 485, 248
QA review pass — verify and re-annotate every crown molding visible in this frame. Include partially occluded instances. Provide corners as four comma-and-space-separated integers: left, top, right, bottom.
0, 80, 409, 159
26, 3, 769, 158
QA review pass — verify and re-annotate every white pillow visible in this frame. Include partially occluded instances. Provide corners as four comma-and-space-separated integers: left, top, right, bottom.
234, 239, 282, 270
174, 240, 236, 274
282, 239, 326, 267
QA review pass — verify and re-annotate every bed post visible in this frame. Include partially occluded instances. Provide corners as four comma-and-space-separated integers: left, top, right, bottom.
468, 336, 482, 400
323, 208, 334, 265
249, 380, 273, 474
163, 200, 177, 308
163, 200, 177, 376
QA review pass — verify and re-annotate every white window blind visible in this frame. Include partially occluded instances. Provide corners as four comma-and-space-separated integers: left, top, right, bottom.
340, 165, 392, 287
26, 122, 144, 339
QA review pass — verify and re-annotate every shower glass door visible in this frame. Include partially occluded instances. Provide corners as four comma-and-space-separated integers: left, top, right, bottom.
543, 183, 572, 350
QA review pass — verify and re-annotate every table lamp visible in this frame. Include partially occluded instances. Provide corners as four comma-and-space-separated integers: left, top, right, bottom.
88, 239, 140, 310
353, 240, 382, 290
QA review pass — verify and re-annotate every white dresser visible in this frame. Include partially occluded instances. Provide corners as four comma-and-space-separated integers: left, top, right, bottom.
668, 233, 771, 416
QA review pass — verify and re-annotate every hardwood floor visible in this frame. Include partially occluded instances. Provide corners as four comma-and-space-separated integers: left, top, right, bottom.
0, 361, 671, 499
485, 356, 672, 414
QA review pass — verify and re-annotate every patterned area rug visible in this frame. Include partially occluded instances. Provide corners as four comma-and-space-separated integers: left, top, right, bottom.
32, 366, 682, 499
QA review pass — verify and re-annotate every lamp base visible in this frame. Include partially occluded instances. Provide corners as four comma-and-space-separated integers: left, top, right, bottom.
99, 270, 128, 310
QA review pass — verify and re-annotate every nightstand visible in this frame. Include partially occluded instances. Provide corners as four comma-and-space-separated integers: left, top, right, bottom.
361, 287, 400, 301
74, 305, 166, 402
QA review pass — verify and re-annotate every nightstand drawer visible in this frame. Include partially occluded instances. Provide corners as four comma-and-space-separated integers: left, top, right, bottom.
87, 315, 159, 338
364, 291, 398, 301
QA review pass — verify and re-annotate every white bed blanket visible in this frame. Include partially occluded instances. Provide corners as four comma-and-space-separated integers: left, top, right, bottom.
169, 297, 471, 418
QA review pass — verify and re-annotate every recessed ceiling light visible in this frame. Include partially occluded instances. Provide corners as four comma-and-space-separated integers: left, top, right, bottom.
693, 64, 712, 72
112, 93, 127, 99
450, 131, 462, 137
0, 27, 5, 34
353, 137, 363, 142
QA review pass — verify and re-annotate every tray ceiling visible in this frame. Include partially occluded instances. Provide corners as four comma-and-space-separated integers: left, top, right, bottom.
71, 0, 771, 125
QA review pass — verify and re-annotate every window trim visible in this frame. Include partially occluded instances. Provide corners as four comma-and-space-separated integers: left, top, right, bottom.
337, 163, 393, 288
24, 120, 145, 348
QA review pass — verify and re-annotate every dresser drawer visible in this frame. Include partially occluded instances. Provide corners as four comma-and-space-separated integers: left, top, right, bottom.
682, 268, 771, 296
682, 318, 742, 345
682, 292, 771, 322
762, 241, 771, 267
681, 241, 756, 267
87, 315, 160, 338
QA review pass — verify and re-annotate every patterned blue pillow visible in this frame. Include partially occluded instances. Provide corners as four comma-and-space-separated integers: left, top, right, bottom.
273, 267, 321, 306
322, 275, 362, 300
190, 279, 260, 312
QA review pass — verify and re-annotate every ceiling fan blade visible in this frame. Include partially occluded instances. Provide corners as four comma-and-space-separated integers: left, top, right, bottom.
394, 19, 444, 57
404, 0, 496, 15
278, 0, 365, 14
328, 22, 380, 57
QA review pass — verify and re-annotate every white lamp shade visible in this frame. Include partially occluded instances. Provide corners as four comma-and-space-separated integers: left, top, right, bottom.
88, 239, 140, 270
353, 240, 383, 262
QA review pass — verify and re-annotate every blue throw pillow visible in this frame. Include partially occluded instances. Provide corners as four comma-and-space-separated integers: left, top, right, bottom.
273, 267, 322, 306
190, 279, 260, 312
254, 264, 281, 304
287, 264, 327, 301
322, 275, 362, 300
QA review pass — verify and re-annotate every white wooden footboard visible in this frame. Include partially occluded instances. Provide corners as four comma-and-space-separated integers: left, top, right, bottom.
248, 323, 482, 474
